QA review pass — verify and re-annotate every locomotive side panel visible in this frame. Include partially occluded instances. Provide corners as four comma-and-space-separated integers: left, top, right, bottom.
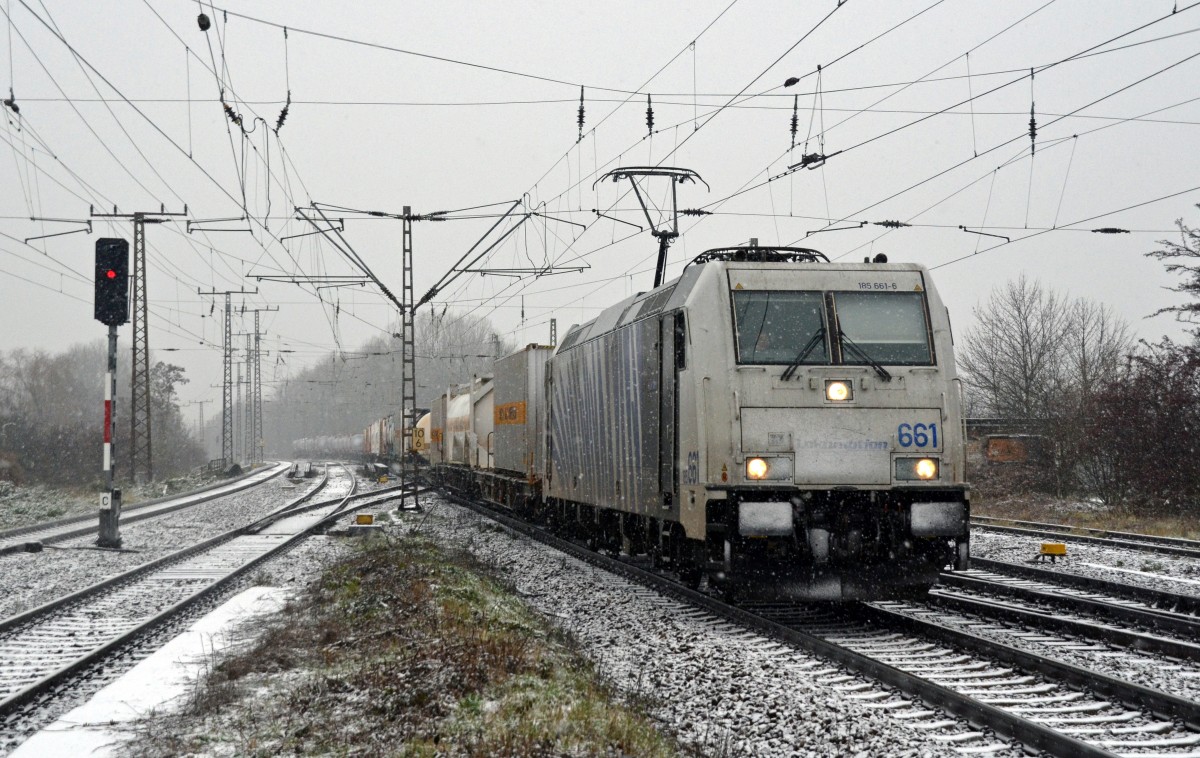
547, 317, 661, 514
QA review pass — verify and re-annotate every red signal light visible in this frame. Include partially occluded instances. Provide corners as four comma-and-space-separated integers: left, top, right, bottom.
106, 269, 117, 279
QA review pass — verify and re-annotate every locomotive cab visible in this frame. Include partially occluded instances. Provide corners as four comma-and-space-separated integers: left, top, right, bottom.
672, 247, 969, 600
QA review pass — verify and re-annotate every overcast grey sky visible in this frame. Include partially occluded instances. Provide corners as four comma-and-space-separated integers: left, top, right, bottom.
2, 0, 1198, 412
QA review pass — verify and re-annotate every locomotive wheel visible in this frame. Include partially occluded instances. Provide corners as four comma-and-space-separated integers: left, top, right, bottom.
677, 565, 703, 589
667, 529, 705, 589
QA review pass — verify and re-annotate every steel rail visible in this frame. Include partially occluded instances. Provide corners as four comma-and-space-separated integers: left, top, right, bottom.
0, 475, 418, 639
924, 584, 1200, 662
442, 493, 1120, 758
968, 556, 1200, 616
973, 515, 1200, 551
972, 518, 1200, 560
0, 465, 330, 638
0, 463, 287, 541
0, 465, 363, 722
938, 570, 1200, 639
0, 462, 292, 556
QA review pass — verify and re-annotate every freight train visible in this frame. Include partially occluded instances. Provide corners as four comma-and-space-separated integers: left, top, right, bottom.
292, 414, 430, 464
291, 433, 365, 460
424, 244, 970, 600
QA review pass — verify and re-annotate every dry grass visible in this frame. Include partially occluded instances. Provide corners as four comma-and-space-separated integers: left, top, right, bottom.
975, 499, 1200, 540
970, 464, 1200, 540
127, 536, 680, 757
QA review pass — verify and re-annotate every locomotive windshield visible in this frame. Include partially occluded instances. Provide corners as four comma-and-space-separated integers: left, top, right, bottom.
833, 291, 933, 365
733, 291, 827, 365
732, 289, 933, 366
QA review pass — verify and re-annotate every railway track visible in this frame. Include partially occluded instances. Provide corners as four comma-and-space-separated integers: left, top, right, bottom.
786, 602, 1200, 757
931, 566, 1200, 662
964, 557, 1200, 617
443, 491, 1200, 758
0, 461, 292, 556
971, 516, 1200, 561
0, 468, 418, 750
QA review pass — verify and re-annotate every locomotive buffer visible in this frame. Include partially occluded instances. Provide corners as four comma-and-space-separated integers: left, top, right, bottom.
94, 238, 130, 548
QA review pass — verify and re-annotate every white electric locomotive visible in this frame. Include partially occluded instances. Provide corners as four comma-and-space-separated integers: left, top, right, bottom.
431, 244, 970, 601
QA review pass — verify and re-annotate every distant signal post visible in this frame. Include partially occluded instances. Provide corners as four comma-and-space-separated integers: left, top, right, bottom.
94, 238, 129, 548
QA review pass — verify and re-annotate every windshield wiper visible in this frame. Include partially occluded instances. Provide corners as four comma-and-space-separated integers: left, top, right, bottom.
781, 326, 825, 381
838, 329, 892, 382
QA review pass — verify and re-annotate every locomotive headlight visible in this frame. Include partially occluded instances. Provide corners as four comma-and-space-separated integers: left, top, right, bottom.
745, 457, 793, 481
915, 458, 938, 480
825, 380, 853, 402
746, 457, 770, 480
895, 457, 940, 481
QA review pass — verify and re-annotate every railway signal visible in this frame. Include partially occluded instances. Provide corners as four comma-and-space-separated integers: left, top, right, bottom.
93, 238, 129, 326
93, 237, 129, 548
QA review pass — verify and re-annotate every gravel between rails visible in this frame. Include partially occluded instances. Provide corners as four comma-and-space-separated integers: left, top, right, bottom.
399, 494, 985, 758
970, 529, 1200, 599
0, 472, 342, 620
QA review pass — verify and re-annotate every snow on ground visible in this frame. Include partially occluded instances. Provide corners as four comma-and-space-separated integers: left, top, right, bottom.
0, 473, 332, 619
400, 495, 964, 758
246, 532, 351, 588
11, 587, 292, 758
0, 468, 223, 532
970, 529, 1200, 599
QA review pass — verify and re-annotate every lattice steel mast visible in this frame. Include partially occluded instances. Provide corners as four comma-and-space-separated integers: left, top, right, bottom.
400, 206, 417, 507
254, 318, 262, 463
224, 296, 233, 466
199, 288, 255, 470
243, 335, 252, 465
244, 307, 277, 464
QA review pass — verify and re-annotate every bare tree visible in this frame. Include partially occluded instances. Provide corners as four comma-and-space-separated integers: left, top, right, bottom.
1056, 298, 1133, 496
959, 276, 1132, 496
0, 343, 202, 486
1085, 338, 1200, 510
958, 275, 1073, 420
1147, 205, 1200, 334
